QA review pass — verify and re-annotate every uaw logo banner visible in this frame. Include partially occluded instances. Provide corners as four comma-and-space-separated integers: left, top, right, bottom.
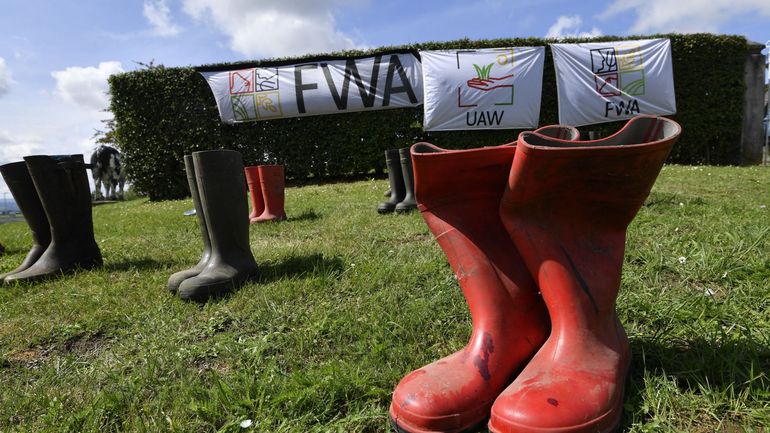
551, 38, 676, 126
199, 51, 423, 124
421, 47, 545, 131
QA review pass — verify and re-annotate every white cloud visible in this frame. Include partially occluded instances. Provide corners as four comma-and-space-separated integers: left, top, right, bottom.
144, 0, 182, 37
181, 0, 363, 58
0, 130, 44, 167
546, 15, 603, 39
51, 61, 124, 111
600, 0, 770, 33
0, 58, 11, 97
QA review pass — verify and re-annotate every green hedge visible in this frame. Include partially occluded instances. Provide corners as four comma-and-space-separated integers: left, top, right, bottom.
109, 33, 749, 201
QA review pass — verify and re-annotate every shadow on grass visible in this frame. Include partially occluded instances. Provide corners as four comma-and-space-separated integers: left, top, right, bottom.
287, 209, 321, 222
621, 336, 770, 430
105, 257, 170, 272
181, 254, 344, 304
644, 191, 707, 208
257, 252, 343, 284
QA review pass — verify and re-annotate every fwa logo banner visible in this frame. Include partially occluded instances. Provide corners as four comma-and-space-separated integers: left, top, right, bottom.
551, 38, 675, 126
200, 52, 423, 124
421, 47, 545, 131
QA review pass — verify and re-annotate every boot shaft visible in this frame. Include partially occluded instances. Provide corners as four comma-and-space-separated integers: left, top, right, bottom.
398, 147, 415, 201
23, 154, 94, 243
192, 150, 253, 260
384, 149, 405, 201
256, 164, 286, 221
504, 116, 680, 229
184, 155, 212, 254
0, 161, 51, 246
411, 142, 515, 210
244, 165, 265, 218
500, 116, 681, 332
257, 165, 284, 199
411, 142, 545, 326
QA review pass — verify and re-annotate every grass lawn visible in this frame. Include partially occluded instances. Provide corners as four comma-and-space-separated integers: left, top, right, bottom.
0, 165, 768, 433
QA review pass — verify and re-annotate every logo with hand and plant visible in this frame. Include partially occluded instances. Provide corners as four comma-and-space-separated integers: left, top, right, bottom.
467, 62, 513, 91
457, 50, 515, 108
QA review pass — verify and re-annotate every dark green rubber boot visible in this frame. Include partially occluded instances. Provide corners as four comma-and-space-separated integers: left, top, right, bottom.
167, 155, 212, 293
0, 161, 52, 281
5, 155, 102, 283
395, 147, 417, 213
377, 149, 405, 214
177, 150, 259, 302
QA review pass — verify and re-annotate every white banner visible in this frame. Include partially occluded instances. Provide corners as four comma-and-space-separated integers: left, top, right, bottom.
421, 47, 545, 131
200, 52, 423, 124
551, 38, 676, 126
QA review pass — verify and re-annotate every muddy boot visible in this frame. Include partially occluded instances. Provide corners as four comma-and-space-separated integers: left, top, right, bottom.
491, 116, 682, 433
177, 150, 259, 302
0, 161, 51, 281
395, 147, 417, 213
390, 143, 549, 433
167, 155, 213, 293
377, 149, 405, 214
5, 155, 102, 283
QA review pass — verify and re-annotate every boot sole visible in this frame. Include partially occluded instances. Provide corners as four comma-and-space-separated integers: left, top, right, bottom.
178, 268, 260, 302
4, 256, 103, 284
390, 417, 486, 433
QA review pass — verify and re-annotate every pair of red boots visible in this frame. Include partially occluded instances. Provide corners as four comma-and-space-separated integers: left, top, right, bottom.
244, 165, 286, 223
390, 116, 682, 433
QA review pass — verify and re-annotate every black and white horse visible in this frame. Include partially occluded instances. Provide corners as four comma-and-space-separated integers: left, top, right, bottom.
90, 145, 126, 200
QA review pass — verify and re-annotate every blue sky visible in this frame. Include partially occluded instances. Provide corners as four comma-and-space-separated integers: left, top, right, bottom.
0, 0, 768, 194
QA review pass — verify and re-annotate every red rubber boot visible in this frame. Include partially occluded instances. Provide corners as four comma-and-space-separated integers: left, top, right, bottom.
244, 166, 264, 224
491, 116, 681, 433
390, 142, 550, 433
254, 165, 286, 222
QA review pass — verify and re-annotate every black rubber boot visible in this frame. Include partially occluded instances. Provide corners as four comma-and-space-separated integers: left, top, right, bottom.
5, 155, 102, 283
177, 150, 259, 302
167, 155, 212, 293
0, 161, 52, 281
395, 147, 417, 213
377, 149, 405, 214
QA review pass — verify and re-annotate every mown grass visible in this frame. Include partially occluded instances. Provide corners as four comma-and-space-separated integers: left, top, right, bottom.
0, 165, 768, 433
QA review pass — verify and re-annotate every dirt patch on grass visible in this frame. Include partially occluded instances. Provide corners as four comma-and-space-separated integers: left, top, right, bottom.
196, 359, 232, 374
61, 332, 111, 357
4, 332, 112, 369
7, 348, 45, 363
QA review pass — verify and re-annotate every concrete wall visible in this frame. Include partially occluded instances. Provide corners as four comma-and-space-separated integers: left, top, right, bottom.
739, 42, 766, 165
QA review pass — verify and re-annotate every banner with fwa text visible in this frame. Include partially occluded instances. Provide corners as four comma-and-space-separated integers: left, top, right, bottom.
551, 38, 676, 126
421, 47, 545, 131
199, 52, 423, 124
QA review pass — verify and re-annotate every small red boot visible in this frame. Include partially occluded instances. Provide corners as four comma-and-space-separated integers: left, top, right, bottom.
244, 166, 264, 224
390, 143, 550, 433
491, 116, 681, 433
254, 165, 286, 222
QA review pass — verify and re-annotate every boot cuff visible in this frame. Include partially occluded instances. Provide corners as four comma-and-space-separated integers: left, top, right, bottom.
411, 142, 515, 209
